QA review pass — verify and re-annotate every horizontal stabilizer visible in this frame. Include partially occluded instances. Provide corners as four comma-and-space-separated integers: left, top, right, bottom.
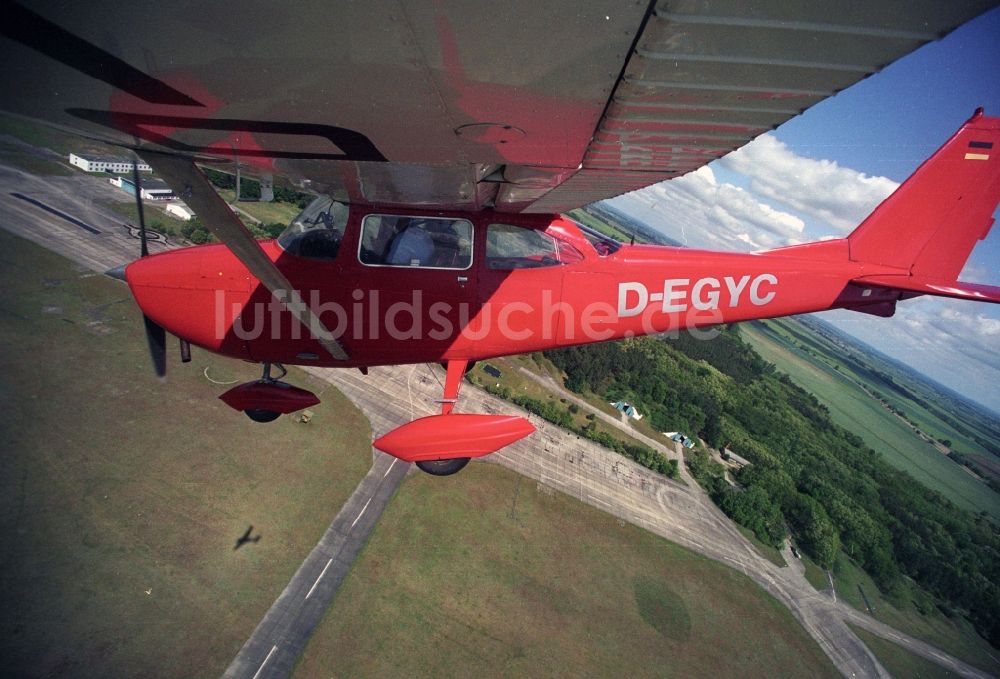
851, 276, 1000, 304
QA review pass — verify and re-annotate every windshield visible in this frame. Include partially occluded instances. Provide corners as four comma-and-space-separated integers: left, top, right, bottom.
277, 197, 349, 260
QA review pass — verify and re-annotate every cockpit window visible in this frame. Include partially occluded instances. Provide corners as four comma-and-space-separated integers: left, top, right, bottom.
487, 223, 578, 269
359, 215, 473, 269
278, 197, 348, 260
575, 223, 621, 257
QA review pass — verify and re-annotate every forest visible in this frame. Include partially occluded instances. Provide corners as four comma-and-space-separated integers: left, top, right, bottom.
546, 327, 1000, 647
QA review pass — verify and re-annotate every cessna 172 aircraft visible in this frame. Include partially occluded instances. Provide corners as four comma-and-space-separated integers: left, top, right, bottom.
2, 1, 999, 475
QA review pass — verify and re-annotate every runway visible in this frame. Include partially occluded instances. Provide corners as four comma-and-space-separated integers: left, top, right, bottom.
221, 452, 409, 679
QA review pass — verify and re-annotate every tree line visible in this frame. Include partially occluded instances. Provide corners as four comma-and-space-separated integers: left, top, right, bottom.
202, 167, 312, 206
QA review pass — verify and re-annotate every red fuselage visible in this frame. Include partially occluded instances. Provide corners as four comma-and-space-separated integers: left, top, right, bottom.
124, 208, 899, 369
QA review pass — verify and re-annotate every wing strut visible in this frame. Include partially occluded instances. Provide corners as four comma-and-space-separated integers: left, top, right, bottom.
138, 151, 349, 361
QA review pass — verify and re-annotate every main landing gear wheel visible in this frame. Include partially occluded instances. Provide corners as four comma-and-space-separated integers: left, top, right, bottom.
245, 408, 281, 423
416, 457, 471, 476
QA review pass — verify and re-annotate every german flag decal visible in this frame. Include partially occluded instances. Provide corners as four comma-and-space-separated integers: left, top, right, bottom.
966, 140, 992, 160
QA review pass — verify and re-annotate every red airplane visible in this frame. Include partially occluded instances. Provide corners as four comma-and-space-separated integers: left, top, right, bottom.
1, 3, 998, 475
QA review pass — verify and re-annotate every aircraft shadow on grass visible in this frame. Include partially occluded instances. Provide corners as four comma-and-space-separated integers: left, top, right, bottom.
234, 525, 261, 550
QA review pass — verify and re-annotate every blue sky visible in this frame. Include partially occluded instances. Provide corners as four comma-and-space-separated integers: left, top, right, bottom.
607, 7, 1000, 412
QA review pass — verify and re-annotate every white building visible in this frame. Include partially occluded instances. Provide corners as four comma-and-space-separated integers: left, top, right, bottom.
69, 153, 151, 173
165, 203, 194, 221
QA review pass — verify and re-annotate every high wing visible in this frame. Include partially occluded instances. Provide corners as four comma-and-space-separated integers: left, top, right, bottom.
0, 1, 995, 214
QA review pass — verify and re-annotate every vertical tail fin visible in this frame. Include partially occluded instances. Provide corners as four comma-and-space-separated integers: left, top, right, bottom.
847, 109, 1000, 280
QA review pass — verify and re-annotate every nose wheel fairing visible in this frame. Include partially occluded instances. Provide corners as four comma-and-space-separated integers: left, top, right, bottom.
218, 363, 320, 422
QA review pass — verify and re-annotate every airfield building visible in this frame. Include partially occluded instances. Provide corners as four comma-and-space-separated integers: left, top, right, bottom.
165, 203, 194, 221
109, 175, 174, 200
611, 400, 643, 420
69, 153, 150, 173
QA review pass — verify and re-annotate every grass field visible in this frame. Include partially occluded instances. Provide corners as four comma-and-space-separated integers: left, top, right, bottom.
294, 463, 840, 678
104, 199, 185, 239
831, 553, 999, 674
215, 188, 301, 225
0, 231, 372, 677
850, 625, 959, 679
741, 320, 1000, 519
0, 142, 74, 176
736, 525, 786, 568
801, 554, 829, 592
0, 114, 112, 157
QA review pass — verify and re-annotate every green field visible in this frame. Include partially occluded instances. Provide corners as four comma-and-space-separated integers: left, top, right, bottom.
736, 525, 786, 568
0, 113, 112, 156
830, 554, 999, 673
215, 188, 301, 225
741, 319, 1000, 519
0, 231, 372, 677
850, 625, 959, 679
105, 199, 185, 239
0, 142, 73, 176
800, 554, 829, 592
567, 207, 633, 242
295, 463, 840, 678
762, 316, 998, 459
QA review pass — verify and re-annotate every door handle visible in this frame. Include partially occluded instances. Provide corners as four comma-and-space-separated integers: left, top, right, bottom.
456, 276, 468, 286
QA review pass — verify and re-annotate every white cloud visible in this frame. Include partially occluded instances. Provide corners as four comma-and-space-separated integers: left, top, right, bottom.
719, 135, 900, 233
610, 165, 804, 252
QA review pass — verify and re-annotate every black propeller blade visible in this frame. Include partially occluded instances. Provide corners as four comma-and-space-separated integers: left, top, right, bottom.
143, 313, 167, 377
133, 158, 149, 257
132, 156, 167, 376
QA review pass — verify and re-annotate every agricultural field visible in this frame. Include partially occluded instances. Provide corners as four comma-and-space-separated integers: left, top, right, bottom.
741, 318, 1000, 520
295, 463, 839, 678
0, 231, 372, 678
765, 316, 998, 458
